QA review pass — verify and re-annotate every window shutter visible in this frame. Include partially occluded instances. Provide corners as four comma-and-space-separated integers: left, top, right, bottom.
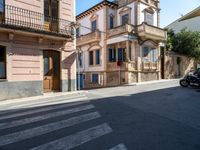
95, 50, 100, 65
118, 48, 123, 61
113, 49, 116, 61
108, 48, 112, 62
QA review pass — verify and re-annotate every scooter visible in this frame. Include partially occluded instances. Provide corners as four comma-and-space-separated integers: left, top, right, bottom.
180, 69, 200, 88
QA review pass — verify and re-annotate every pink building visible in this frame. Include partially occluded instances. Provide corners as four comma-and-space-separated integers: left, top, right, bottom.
0, 0, 76, 100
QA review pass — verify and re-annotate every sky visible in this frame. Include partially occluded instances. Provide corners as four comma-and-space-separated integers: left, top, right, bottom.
76, 0, 200, 27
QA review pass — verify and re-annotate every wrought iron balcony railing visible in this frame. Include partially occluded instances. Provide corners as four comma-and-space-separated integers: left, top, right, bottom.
0, 5, 73, 38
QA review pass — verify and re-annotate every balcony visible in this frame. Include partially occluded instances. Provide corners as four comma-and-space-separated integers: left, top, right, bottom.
137, 22, 166, 41
142, 62, 159, 70
127, 61, 137, 71
107, 62, 126, 71
0, 5, 73, 38
107, 61, 137, 71
107, 24, 134, 38
76, 30, 101, 46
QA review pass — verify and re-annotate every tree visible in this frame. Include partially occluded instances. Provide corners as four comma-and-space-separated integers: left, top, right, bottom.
166, 28, 200, 60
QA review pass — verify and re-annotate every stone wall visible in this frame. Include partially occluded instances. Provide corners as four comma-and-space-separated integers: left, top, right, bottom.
128, 72, 137, 83
83, 72, 104, 89
165, 51, 197, 79
140, 72, 159, 82
107, 71, 119, 86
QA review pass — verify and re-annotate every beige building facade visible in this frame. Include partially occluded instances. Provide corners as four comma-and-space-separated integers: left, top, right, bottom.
0, 0, 76, 100
76, 0, 166, 89
164, 51, 198, 79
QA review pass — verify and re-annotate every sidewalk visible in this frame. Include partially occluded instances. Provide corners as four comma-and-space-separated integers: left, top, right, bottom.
0, 90, 88, 106
126, 79, 180, 86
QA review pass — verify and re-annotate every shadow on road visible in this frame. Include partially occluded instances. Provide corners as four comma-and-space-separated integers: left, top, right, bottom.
0, 86, 200, 150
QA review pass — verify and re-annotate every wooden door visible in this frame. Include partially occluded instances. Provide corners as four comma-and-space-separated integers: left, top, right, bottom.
43, 50, 60, 92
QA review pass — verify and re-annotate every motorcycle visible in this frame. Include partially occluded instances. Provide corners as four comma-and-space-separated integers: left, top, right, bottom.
180, 69, 200, 88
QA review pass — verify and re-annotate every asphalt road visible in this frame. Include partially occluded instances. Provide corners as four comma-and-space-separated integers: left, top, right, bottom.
0, 80, 200, 150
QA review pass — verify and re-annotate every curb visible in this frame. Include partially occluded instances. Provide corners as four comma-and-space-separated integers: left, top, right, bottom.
0, 90, 88, 105
125, 79, 180, 86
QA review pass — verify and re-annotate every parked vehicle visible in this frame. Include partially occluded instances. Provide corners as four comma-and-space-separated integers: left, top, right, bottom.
180, 68, 200, 87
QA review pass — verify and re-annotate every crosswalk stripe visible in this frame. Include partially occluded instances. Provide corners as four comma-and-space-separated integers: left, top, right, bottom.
0, 104, 95, 129
0, 112, 101, 146
0, 101, 89, 120
0, 96, 88, 111
30, 123, 112, 150
109, 144, 128, 150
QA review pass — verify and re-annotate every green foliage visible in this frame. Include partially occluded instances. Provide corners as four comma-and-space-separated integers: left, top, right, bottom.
166, 28, 200, 60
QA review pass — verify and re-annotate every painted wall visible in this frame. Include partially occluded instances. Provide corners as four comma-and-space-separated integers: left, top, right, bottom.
0, 0, 76, 100
116, 2, 136, 26
139, 3, 158, 26
77, 8, 105, 72
78, 9, 105, 35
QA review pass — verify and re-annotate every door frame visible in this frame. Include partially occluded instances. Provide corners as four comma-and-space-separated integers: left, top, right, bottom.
43, 49, 61, 92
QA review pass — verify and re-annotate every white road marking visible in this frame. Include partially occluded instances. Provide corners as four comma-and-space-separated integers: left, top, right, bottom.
30, 123, 112, 150
0, 101, 88, 120
0, 112, 101, 146
0, 104, 95, 129
2, 96, 88, 110
0, 94, 87, 108
109, 144, 128, 150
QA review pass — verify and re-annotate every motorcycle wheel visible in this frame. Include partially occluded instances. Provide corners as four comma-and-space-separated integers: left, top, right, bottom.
180, 79, 189, 87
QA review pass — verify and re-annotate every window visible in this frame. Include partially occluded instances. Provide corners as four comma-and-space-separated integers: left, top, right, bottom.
143, 47, 157, 62
0, 46, 6, 79
110, 16, 114, 29
89, 51, 94, 65
76, 28, 80, 37
122, 14, 129, 25
0, 0, 4, 12
91, 74, 99, 84
91, 20, 97, 32
151, 49, 157, 62
44, 0, 59, 20
146, 12, 153, 25
79, 52, 82, 67
129, 46, 132, 61
108, 48, 116, 62
118, 48, 126, 61
0, 0, 4, 22
95, 49, 100, 65
143, 47, 149, 57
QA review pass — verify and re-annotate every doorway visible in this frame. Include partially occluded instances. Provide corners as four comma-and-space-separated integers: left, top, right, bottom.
160, 46, 165, 79
43, 50, 60, 92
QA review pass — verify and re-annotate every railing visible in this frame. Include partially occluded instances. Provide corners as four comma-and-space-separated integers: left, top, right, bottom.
137, 22, 166, 40
77, 30, 101, 46
142, 62, 159, 70
107, 62, 127, 71
127, 61, 137, 71
0, 5, 73, 37
107, 24, 134, 38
